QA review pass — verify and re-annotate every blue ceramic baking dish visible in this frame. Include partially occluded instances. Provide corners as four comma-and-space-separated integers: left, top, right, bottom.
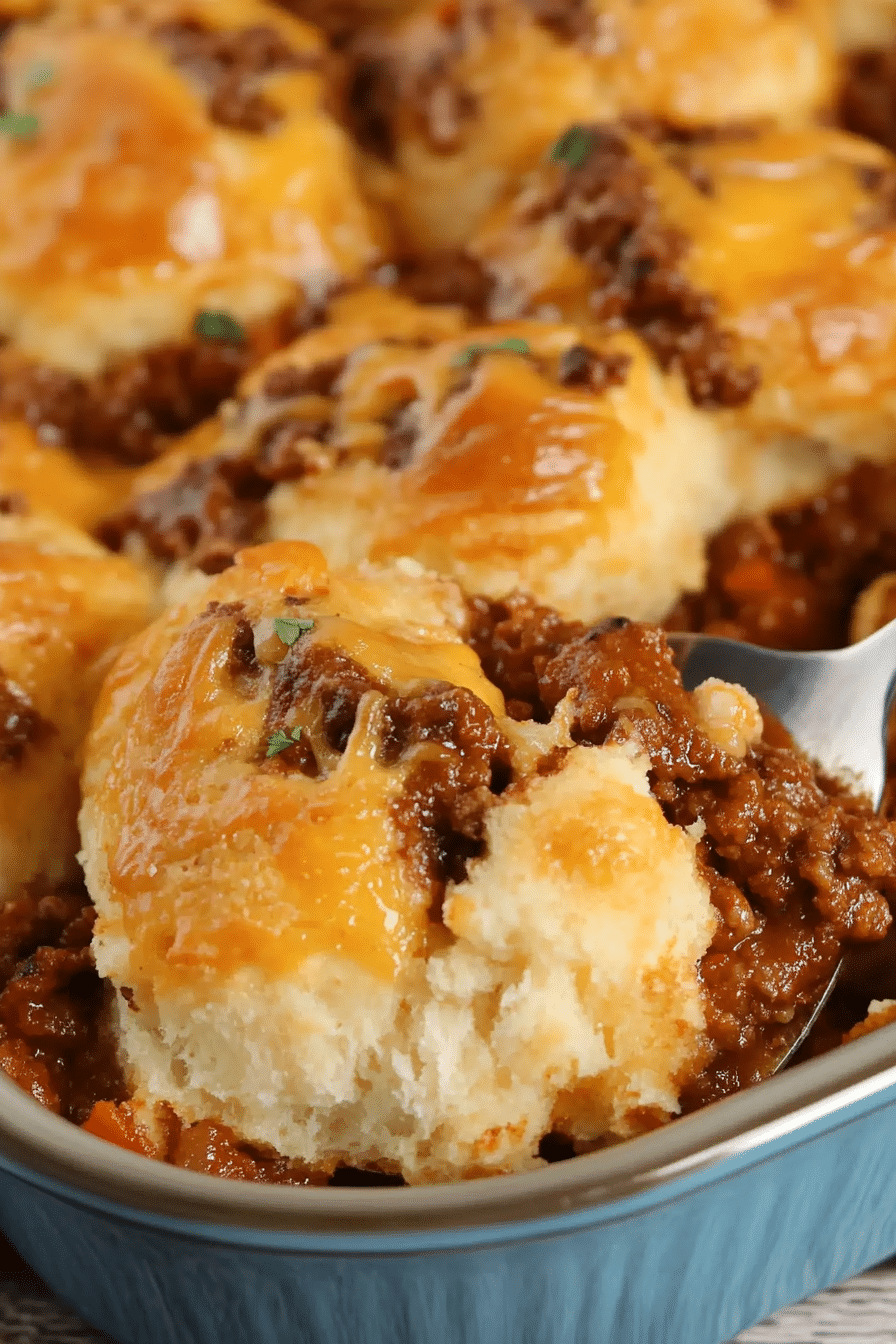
1, 1019, 896, 1344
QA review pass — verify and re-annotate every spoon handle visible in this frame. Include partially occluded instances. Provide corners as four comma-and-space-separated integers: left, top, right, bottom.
670, 620, 896, 809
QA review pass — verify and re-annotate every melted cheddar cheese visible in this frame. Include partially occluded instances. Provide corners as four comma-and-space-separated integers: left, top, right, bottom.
83, 542, 500, 987
252, 302, 832, 622
472, 124, 896, 462
0, 515, 154, 898
0, 0, 386, 374
0, 421, 138, 527
352, 0, 836, 250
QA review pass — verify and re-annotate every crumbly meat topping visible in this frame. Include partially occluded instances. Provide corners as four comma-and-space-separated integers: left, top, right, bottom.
839, 44, 896, 157
347, 9, 485, 160
537, 125, 760, 408
0, 881, 122, 1123
667, 460, 896, 652
98, 453, 272, 575
259, 628, 510, 902
469, 603, 896, 1097
0, 671, 48, 764
0, 341, 251, 466
521, 0, 595, 42
97, 351, 349, 568
153, 19, 318, 135
395, 252, 494, 316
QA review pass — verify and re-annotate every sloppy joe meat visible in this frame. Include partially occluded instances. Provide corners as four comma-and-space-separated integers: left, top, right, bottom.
3, 596, 895, 1176
667, 460, 896, 652
470, 598, 896, 1103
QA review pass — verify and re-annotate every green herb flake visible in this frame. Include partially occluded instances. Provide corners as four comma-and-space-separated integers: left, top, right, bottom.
0, 110, 39, 140
548, 124, 594, 170
273, 616, 315, 646
451, 337, 532, 368
24, 61, 55, 91
266, 726, 303, 757
194, 310, 246, 343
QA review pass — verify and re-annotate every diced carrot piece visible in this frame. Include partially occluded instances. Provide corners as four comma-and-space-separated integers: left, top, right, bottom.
82, 1101, 158, 1158
722, 557, 779, 596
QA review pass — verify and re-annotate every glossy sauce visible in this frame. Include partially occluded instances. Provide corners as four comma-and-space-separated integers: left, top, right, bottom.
368, 346, 636, 566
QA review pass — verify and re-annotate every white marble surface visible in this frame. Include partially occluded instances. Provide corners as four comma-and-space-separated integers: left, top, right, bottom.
732, 1262, 896, 1343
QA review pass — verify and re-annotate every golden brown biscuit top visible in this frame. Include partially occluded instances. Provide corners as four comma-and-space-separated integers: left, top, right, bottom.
102, 292, 651, 577
468, 123, 896, 441
0, 421, 137, 528
0, 0, 386, 373
84, 542, 505, 986
346, 0, 835, 249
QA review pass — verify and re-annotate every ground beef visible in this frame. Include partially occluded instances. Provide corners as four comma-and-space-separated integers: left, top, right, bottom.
666, 460, 896, 651
522, 0, 595, 42
0, 882, 123, 1124
97, 354, 345, 569
265, 640, 384, 771
264, 637, 508, 911
346, 57, 396, 161
838, 44, 896, 156
0, 673, 48, 764
1, 342, 250, 466
153, 19, 317, 134
346, 13, 480, 160
466, 593, 587, 721
540, 125, 760, 408
261, 358, 346, 401
469, 609, 896, 1098
556, 342, 632, 391
381, 684, 510, 897
98, 452, 272, 575
396, 252, 493, 316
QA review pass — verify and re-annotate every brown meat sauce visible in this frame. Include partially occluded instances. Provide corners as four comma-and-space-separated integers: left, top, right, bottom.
97, 355, 349, 567
0, 883, 123, 1123
153, 20, 318, 135
667, 460, 896, 652
536, 125, 760, 409
2, 588, 895, 1177
0, 671, 49, 763
839, 43, 896, 157
469, 598, 896, 1104
0, 308, 311, 466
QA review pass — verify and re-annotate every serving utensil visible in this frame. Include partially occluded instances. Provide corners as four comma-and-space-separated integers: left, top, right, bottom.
669, 616, 896, 1073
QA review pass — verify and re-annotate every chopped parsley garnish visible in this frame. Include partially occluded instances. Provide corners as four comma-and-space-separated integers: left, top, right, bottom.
452, 337, 531, 368
0, 111, 39, 140
24, 61, 54, 91
274, 616, 315, 646
194, 310, 246, 343
266, 726, 303, 757
548, 124, 594, 170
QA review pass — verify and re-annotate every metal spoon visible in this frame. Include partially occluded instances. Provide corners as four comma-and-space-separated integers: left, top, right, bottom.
668, 616, 896, 1072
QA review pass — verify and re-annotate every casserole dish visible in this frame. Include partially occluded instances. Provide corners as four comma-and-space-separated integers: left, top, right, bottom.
0, 1017, 895, 1344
